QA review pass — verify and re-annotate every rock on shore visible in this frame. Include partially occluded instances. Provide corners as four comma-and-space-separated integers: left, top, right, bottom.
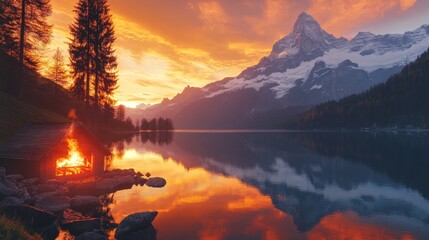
0, 167, 164, 239
115, 211, 158, 239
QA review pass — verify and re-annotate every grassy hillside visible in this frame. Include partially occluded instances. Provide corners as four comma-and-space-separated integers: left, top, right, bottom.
0, 51, 77, 143
0, 215, 42, 240
288, 47, 429, 129
0, 91, 69, 143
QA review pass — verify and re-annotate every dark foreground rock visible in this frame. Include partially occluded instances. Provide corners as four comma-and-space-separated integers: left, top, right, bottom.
33, 186, 69, 202
62, 218, 101, 236
0, 166, 5, 178
70, 195, 99, 212
117, 224, 157, 240
115, 211, 158, 239
1, 196, 24, 206
5, 174, 24, 182
146, 177, 167, 188
35, 196, 70, 213
0, 167, 163, 238
39, 223, 60, 240
60, 209, 101, 236
21, 177, 39, 186
95, 175, 135, 192
0, 179, 24, 198
103, 168, 135, 178
75, 232, 107, 240
37, 182, 59, 193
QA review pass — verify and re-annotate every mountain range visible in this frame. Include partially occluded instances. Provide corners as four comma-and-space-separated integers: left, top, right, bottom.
289, 47, 429, 128
139, 12, 429, 129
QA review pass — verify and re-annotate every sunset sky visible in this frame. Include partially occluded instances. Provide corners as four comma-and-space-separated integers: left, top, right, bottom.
45, 0, 429, 107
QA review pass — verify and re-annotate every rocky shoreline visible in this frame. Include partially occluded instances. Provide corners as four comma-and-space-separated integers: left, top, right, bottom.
0, 166, 166, 239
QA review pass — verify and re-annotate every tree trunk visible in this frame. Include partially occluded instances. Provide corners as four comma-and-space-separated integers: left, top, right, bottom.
94, 29, 99, 132
85, 53, 90, 124
18, 0, 26, 99
85, 3, 90, 125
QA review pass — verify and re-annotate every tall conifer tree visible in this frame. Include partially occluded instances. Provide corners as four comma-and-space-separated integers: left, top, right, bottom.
92, 0, 118, 125
0, 0, 51, 97
69, 0, 91, 102
0, 0, 20, 57
69, 0, 118, 126
18, 0, 52, 69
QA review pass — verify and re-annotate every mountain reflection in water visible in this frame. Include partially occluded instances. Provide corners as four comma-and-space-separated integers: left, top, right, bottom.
108, 131, 429, 239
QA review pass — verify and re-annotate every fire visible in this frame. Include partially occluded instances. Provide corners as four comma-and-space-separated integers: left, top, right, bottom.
56, 138, 93, 176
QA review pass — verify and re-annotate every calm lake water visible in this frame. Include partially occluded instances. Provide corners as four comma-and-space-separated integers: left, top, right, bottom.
105, 131, 429, 240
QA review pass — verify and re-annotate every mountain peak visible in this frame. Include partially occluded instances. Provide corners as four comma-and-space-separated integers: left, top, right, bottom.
267, 12, 344, 61
293, 12, 321, 33
297, 12, 314, 21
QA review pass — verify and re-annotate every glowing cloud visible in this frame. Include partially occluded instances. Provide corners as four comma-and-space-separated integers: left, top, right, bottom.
400, 0, 417, 11
46, 0, 428, 106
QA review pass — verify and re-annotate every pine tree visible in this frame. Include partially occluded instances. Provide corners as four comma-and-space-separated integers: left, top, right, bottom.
0, 0, 20, 57
0, 0, 20, 93
115, 104, 125, 122
18, 0, 52, 98
69, 0, 118, 127
0, 0, 51, 97
92, 0, 118, 119
69, 0, 91, 103
47, 47, 68, 88
18, 0, 52, 68
141, 119, 149, 130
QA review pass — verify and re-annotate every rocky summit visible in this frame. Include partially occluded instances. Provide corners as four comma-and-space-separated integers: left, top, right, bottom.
140, 12, 429, 129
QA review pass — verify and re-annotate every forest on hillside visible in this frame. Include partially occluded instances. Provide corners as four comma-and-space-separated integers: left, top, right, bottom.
289, 47, 429, 129
0, 0, 138, 135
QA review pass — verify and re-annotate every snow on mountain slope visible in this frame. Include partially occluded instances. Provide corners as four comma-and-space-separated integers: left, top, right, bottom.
141, 12, 429, 128
204, 24, 429, 99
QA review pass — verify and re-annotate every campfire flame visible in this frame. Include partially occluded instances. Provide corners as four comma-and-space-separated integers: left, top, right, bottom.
56, 138, 93, 176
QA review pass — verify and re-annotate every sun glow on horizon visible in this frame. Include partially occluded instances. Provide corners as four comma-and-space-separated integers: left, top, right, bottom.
46, 0, 428, 106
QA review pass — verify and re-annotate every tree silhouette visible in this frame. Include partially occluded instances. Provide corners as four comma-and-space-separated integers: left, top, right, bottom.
47, 47, 68, 89
157, 117, 174, 130
0, 0, 52, 98
165, 118, 174, 130
91, 0, 118, 129
141, 118, 149, 130
124, 117, 134, 130
0, 0, 19, 58
19, 0, 52, 98
69, 0, 90, 104
69, 0, 118, 127
149, 118, 157, 131
115, 104, 125, 122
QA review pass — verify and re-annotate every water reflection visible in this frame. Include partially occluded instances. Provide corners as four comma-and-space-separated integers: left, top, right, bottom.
109, 151, 301, 239
108, 131, 429, 239
140, 131, 173, 146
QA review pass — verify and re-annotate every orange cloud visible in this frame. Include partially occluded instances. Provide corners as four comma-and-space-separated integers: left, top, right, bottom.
400, 0, 417, 11
309, 0, 422, 37
197, 0, 229, 31
46, 0, 428, 106
309, 0, 398, 37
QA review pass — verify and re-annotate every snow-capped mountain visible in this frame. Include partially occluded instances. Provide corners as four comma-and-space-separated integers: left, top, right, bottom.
141, 12, 429, 129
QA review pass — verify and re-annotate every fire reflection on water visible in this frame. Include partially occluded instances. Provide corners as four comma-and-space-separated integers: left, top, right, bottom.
106, 147, 422, 240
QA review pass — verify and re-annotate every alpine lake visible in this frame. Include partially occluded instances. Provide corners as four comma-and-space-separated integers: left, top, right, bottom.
5, 130, 429, 239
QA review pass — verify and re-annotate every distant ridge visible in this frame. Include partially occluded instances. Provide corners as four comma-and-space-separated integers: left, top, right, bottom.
140, 12, 429, 129
289, 47, 429, 129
